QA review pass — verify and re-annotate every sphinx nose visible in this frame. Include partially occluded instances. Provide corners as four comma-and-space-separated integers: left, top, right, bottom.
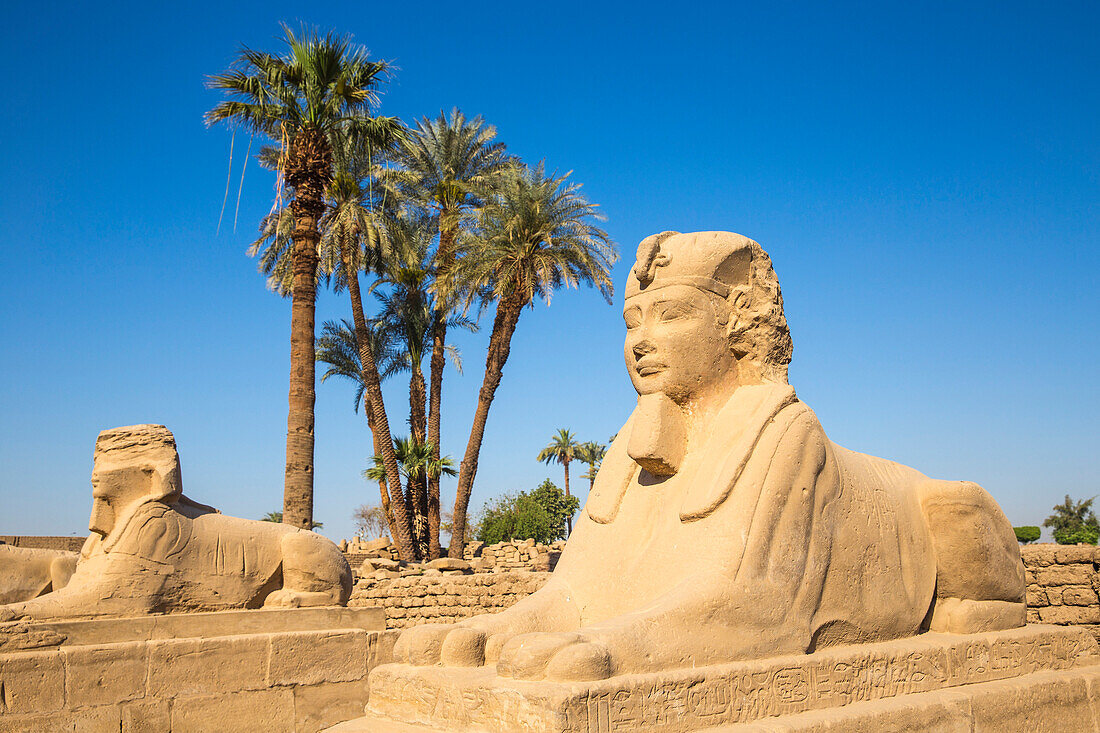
632, 339, 655, 358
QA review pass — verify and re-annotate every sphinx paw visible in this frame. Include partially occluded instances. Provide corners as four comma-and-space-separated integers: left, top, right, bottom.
496, 632, 582, 680
394, 624, 453, 665
440, 627, 489, 666
262, 590, 302, 608
545, 641, 613, 681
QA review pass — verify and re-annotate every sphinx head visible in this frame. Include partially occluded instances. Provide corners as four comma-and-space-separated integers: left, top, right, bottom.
623, 231, 793, 405
89, 424, 182, 537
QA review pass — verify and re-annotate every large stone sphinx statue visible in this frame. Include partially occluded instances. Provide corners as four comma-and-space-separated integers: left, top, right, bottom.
0, 424, 351, 621
394, 230, 1026, 682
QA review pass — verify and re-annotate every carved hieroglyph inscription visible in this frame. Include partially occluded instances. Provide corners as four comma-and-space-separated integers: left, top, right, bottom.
367, 627, 1097, 733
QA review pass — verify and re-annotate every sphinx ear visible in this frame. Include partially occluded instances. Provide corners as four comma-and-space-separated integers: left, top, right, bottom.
149, 464, 183, 504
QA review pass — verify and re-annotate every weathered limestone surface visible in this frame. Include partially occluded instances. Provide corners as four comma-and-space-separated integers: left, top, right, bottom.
0, 607, 395, 732
332, 626, 1099, 732
0, 545, 77, 604
0, 424, 352, 622
349, 572, 549, 629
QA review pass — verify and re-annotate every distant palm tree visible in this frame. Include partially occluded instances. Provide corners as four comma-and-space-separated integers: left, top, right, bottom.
575, 441, 608, 492
363, 437, 457, 558
206, 25, 392, 531
316, 318, 402, 534
440, 163, 617, 555
261, 511, 323, 530
382, 110, 513, 558
539, 430, 580, 498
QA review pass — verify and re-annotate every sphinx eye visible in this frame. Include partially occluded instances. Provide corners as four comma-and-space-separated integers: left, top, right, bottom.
656, 303, 692, 321
623, 309, 642, 329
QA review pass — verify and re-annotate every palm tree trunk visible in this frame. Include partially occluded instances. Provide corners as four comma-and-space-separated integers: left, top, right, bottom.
563, 459, 572, 535
410, 367, 429, 558
282, 205, 321, 530
448, 293, 525, 558
426, 224, 454, 558
343, 245, 415, 560
364, 395, 396, 535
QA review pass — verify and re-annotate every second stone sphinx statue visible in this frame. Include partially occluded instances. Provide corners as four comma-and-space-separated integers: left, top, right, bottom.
395, 230, 1026, 682
0, 424, 351, 621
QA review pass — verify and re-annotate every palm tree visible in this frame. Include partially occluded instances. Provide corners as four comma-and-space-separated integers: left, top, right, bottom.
371, 218, 475, 558
538, 430, 580, 496
382, 110, 513, 558
440, 163, 617, 556
261, 511, 322, 530
316, 318, 403, 537
249, 119, 413, 555
323, 125, 419, 560
575, 441, 608, 492
363, 438, 458, 557
206, 25, 392, 530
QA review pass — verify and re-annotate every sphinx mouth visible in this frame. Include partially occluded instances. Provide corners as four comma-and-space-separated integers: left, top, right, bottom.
635, 360, 666, 377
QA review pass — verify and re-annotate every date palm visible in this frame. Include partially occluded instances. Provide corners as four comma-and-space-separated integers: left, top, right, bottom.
206, 25, 391, 530
363, 437, 457, 557
441, 163, 617, 555
538, 429, 581, 534
575, 440, 608, 492
382, 110, 513, 557
316, 318, 403, 535
372, 212, 476, 557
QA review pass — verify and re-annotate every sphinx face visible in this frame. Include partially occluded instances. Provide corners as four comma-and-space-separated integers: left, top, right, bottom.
89, 454, 151, 536
622, 285, 736, 405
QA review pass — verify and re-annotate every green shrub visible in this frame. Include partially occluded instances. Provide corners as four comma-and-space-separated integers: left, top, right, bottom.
474, 480, 580, 545
1044, 495, 1100, 545
1013, 526, 1041, 544
1053, 526, 1099, 545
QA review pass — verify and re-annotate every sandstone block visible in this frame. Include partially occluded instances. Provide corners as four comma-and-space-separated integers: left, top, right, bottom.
147, 634, 268, 697
0, 649, 64, 714
426, 558, 471, 572
1021, 545, 1057, 567
1039, 605, 1100, 624
968, 666, 1097, 732
120, 699, 171, 733
170, 689, 294, 733
72, 704, 122, 733
0, 711, 73, 733
1036, 564, 1093, 587
293, 680, 371, 733
63, 640, 146, 708
1062, 586, 1099, 607
1055, 545, 1099, 564
1026, 584, 1049, 607
269, 629, 368, 686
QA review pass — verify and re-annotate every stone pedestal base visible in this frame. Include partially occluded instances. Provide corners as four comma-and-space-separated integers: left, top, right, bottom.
329, 625, 1100, 732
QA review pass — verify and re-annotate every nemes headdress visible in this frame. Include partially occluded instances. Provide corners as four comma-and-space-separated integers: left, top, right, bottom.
625, 231, 793, 384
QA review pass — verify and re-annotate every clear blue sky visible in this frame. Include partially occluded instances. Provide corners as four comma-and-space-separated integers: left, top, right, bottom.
1, 1, 1096, 543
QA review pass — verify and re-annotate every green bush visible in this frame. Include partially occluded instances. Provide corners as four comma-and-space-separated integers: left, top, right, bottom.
474, 480, 580, 545
1053, 526, 1099, 545
1013, 526, 1041, 544
1044, 495, 1100, 545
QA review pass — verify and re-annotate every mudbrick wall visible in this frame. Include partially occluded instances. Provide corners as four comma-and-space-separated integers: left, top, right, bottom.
1023, 544, 1100, 638
348, 571, 549, 630
347, 543, 1100, 635
0, 536, 84, 552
